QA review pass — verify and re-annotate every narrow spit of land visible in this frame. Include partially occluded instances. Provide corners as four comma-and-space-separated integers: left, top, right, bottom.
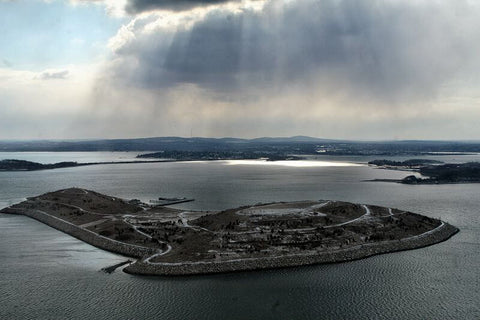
0, 153, 300, 172
0, 188, 458, 275
0, 159, 175, 171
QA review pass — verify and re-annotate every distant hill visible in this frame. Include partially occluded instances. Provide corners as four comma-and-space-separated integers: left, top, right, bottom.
0, 136, 331, 152
250, 136, 340, 143
0, 136, 480, 155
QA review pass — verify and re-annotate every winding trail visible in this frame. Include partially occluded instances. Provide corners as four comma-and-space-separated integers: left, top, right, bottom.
221, 203, 375, 235
178, 212, 213, 233
142, 203, 414, 265
144, 244, 173, 264
40, 199, 105, 217
79, 219, 109, 228
122, 217, 173, 264
324, 204, 371, 228
30, 209, 152, 250
123, 219, 153, 239
140, 220, 449, 267
11, 195, 451, 270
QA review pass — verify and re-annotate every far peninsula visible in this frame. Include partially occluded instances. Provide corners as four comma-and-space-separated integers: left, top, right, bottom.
1, 188, 458, 275
369, 160, 480, 184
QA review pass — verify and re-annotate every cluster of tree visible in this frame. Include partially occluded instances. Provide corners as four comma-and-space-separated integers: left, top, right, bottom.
420, 162, 480, 181
369, 159, 442, 167
137, 150, 302, 161
256, 218, 315, 229
402, 162, 480, 184
0, 159, 80, 171
224, 221, 239, 230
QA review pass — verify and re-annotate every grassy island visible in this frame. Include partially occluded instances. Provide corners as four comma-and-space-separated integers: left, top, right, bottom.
1, 188, 458, 275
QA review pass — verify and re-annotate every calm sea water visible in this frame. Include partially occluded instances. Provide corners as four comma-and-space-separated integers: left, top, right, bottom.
0, 153, 479, 319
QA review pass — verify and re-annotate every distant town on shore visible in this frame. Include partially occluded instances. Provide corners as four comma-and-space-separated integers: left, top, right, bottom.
1, 136, 480, 155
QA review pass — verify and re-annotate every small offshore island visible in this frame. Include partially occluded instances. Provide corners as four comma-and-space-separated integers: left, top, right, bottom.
1, 188, 458, 275
369, 160, 480, 184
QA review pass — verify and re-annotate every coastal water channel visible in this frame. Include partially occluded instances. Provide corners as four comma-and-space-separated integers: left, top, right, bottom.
0, 152, 479, 319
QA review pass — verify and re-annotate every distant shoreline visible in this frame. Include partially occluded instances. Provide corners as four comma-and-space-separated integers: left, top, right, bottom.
0, 159, 180, 172
366, 178, 480, 185
368, 160, 480, 184
0, 157, 301, 172
1, 136, 480, 156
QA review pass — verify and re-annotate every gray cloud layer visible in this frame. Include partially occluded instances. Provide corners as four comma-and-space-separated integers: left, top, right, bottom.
82, 0, 480, 139
109, 0, 480, 106
2, 0, 480, 139
125, 0, 237, 13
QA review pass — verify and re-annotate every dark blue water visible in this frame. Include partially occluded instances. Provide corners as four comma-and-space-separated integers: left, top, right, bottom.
0, 153, 479, 319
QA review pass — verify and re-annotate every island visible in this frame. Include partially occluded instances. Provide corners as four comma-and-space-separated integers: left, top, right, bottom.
368, 159, 443, 169
0, 159, 172, 172
136, 150, 303, 161
0, 188, 458, 275
0, 159, 86, 171
402, 162, 480, 184
0, 154, 302, 172
369, 160, 480, 184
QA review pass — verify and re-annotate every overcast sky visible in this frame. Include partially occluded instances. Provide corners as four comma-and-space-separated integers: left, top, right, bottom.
1, 0, 479, 140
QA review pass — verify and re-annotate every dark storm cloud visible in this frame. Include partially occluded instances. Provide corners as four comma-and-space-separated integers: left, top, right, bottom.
125, 0, 237, 13
109, 0, 480, 105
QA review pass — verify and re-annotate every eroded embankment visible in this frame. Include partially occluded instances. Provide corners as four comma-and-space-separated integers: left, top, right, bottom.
124, 222, 458, 276
1, 208, 157, 258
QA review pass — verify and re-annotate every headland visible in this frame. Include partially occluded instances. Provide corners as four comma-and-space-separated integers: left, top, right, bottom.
369, 160, 480, 184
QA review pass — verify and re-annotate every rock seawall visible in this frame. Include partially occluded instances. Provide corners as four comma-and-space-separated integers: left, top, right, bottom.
2, 208, 157, 258
124, 223, 458, 276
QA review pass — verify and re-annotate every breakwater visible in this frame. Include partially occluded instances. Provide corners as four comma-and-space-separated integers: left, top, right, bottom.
2, 207, 157, 259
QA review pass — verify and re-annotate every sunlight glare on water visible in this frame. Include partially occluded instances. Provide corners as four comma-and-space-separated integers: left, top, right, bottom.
223, 160, 363, 167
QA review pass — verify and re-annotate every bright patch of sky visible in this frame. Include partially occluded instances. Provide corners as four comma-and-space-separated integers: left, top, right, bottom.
0, 0, 124, 71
